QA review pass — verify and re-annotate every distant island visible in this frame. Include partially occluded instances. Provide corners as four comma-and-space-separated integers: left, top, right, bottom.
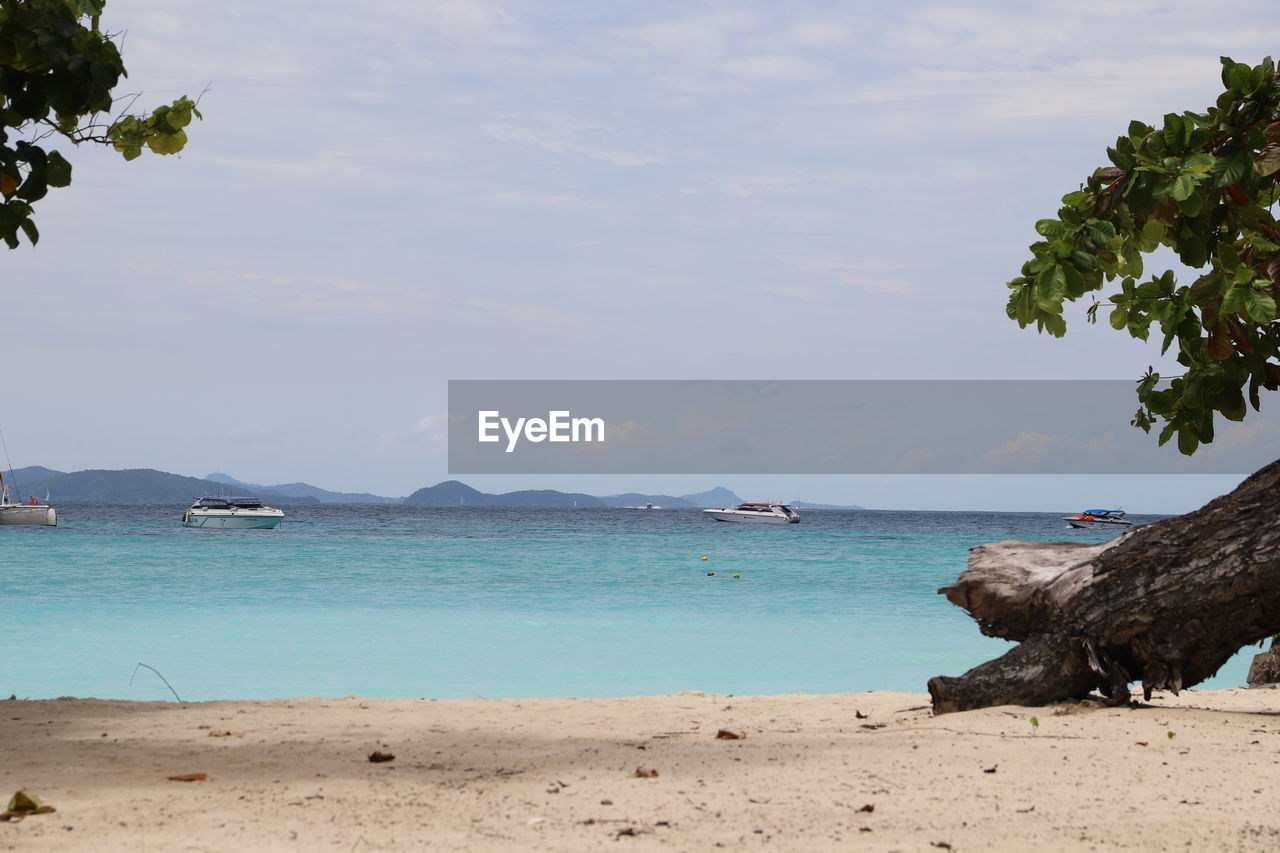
0, 466, 863, 509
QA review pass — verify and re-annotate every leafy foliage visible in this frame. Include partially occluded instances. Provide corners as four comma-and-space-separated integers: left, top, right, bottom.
1007, 57, 1280, 455
0, 0, 200, 248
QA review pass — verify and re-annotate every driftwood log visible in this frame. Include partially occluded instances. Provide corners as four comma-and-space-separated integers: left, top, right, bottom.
928, 458, 1280, 714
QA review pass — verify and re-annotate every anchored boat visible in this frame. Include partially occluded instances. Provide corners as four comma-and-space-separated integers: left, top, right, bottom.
1063, 509, 1132, 530
0, 470, 56, 526
182, 496, 284, 529
703, 503, 800, 524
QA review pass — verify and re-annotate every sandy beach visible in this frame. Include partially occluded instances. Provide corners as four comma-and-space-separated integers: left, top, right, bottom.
4, 689, 1280, 851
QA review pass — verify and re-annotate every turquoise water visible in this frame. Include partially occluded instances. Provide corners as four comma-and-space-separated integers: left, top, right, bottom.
0, 505, 1248, 701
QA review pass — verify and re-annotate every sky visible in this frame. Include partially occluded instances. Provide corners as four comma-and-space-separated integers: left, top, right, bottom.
3, 0, 1276, 511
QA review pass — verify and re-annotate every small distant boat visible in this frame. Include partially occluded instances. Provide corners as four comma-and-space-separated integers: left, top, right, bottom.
182, 496, 284, 529
627, 502, 662, 509
1063, 509, 1132, 530
0, 470, 56, 527
703, 503, 800, 524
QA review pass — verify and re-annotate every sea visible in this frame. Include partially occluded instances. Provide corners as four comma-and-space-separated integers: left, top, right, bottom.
0, 505, 1254, 702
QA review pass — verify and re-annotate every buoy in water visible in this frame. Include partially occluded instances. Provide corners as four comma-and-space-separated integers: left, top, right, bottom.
732, 574, 740, 579
701, 556, 709, 561
706, 572, 715, 576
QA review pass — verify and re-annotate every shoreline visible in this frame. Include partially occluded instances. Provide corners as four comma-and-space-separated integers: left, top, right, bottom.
4, 689, 1280, 850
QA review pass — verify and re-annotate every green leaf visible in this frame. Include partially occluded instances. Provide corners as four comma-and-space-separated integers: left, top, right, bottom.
1177, 427, 1199, 456
18, 216, 37, 246
1068, 250, 1097, 272
145, 129, 188, 155
1221, 285, 1247, 315
1087, 219, 1117, 244
1062, 262, 1084, 298
45, 151, 71, 188
1219, 390, 1247, 421
1163, 113, 1187, 150
1110, 306, 1129, 330
1035, 219, 1066, 238
1210, 151, 1249, 187
1177, 192, 1203, 217
1136, 280, 1164, 299
1169, 173, 1198, 201
1147, 389, 1176, 415
1035, 264, 1067, 311
1227, 62, 1253, 93
1245, 289, 1278, 323
1182, 153, 1214, 173
1137, 219, 1165, 251
1176, 233, 1208, 268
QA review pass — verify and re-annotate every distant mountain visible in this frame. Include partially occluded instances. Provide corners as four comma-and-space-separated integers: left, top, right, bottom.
2, 466, 65, 487
599, 492, 695, 508
403, 483, 864, 508
402, 480, 485, 505
13, 468, 866, 508
22, 469, 317, 504
494, 489, 604, 507
206, 472, 399, 504
404, 480, 604, 507
206, 472, 251, 487
678, 486, 743, 507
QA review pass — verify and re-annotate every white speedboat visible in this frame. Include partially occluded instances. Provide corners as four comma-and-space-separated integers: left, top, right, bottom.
1063, 509, 1132, 530
703, 503, 800, 524
0, 471, 55, 526
627, 502, 662, 509
182, 496, 284, 529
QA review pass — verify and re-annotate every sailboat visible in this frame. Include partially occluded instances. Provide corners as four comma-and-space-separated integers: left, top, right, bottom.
0, 470, 56, 526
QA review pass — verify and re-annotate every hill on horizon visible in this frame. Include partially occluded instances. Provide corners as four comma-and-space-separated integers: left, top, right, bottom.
403, 480, 606, 507
598, 492, 695, 508
206, 472, 399, 504
23, 469, 316, 504
2, 466, 65, 489
11, 467, 865, 509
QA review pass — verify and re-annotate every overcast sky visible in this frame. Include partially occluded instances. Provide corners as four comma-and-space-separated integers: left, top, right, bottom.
3, 0, 1274, 510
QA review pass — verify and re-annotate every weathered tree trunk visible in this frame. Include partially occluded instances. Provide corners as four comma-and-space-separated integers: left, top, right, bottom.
1246, 636, 1280, 685
928, 458, 1280, 714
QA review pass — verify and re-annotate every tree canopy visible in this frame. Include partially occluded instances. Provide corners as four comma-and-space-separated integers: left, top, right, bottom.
0, 0, 199, 249
1007, 56, 1280, 455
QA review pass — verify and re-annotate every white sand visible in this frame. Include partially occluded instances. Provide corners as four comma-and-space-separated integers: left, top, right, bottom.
3, 689, 1280, 851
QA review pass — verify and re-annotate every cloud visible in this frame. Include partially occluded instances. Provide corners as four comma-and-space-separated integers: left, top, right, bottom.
416, 414, 448, 432
721, 55, 824, 81
718, 173, 864, 199
483, 122, 660, 167
487, 190, 584, 205
778, 20, 852, 48
783, 257, 916, 294
462, 297, 586, 332
610, 12, 756, 61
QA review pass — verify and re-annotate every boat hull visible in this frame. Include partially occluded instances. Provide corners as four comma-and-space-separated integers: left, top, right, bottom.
1063, 517, 1132, 530
182, 510, 283, 529
703, 509, 799, 524
0, 505, 56, 526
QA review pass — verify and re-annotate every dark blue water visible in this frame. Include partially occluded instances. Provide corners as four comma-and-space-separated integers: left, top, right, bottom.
3, 504, 1233, 701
